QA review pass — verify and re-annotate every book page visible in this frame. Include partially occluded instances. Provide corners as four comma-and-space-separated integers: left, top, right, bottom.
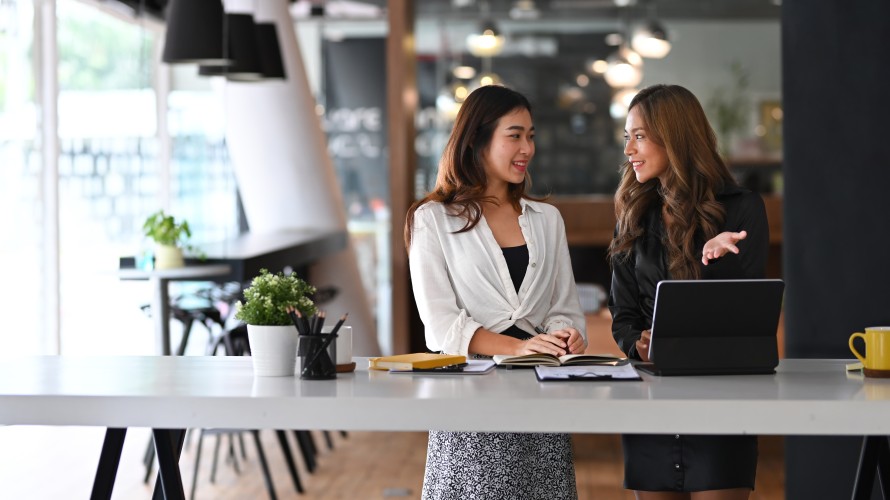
492, 353, 559, 366
557, 353, 627, 366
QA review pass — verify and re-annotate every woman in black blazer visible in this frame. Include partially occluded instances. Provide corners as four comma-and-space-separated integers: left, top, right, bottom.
608, 84, 768, 500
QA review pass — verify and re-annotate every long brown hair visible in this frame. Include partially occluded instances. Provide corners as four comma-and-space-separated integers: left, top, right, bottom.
608, 84, 737, 280
404, 85, 538, 250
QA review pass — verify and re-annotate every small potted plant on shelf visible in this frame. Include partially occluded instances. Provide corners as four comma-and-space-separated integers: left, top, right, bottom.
235, 268, 317, 376
142, 210, 200, 269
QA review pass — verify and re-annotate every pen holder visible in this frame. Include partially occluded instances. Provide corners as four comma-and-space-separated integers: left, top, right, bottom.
298, 333, 338, 380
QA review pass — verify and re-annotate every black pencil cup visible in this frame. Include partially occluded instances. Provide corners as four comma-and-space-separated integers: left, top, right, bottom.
298, 334, 338, 380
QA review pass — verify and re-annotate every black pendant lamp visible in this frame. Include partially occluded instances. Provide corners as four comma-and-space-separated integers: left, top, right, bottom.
199, 15, 286, 81
162, 0, 232, 65
254, 22, 286, 79
199, 13, 264, 81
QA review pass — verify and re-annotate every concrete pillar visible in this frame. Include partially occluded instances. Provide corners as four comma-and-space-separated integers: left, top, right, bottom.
223, 0, 380, 356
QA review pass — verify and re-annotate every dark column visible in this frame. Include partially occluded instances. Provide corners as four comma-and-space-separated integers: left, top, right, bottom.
782, 1, 890, 498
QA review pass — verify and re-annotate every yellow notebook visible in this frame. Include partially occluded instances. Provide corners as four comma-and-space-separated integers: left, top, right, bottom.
368, 353, 467, 371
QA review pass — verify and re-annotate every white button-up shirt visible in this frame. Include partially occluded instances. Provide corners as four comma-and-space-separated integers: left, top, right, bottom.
409, 198, 586, 356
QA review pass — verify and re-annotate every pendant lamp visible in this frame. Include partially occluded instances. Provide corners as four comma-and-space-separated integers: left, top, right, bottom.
199, 13, 264, 81
162, 0, 232, 65
199, 15, 285, 80
254, 22, 286, 79
466, 20, 505, 57
603, 46, 643, 89
632, 21, 672, 59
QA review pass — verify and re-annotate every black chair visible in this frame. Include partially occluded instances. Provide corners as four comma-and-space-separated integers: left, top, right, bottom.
139, 281, 242, 356
188, 326, 305, 499
141, 282, 242, 484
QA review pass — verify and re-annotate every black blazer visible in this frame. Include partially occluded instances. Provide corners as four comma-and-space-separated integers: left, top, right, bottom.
608, 185, 769, 359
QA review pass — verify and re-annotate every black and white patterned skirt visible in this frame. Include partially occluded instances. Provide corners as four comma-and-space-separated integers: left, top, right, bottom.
422, 430, 578, 500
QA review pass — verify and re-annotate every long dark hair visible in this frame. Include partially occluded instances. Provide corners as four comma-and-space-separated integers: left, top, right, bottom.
608, 84, 737, 280
405, 85, 538, 250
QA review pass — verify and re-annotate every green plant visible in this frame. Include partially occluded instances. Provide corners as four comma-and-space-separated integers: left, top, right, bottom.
707, 61, 751, 157
142, 210, 206, 259
235, 269, 318, 326
143, 210, 192, 247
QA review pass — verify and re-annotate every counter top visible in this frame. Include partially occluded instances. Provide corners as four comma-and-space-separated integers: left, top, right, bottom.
1, 356, 885, 435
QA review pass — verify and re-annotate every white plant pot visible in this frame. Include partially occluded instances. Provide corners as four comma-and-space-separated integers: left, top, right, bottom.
247, 324, 298, 377
154, 244, 185, 270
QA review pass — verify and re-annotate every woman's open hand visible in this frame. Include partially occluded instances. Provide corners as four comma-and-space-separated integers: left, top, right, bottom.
702, 230, 747, 265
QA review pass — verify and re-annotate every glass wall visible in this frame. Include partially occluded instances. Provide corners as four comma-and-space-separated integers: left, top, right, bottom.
54, 1, 239, 355
2, 0, 239, 355
56, 0, 160, 353
0, 0, 43, 354
167, 70, 237, 246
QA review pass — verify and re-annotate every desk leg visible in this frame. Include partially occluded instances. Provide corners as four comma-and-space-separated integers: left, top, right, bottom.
151, 428, 186, 500
880, 437, 890, 499
90, 428, 127, 500
150, 276, 172, 356
852, 436, 890, 500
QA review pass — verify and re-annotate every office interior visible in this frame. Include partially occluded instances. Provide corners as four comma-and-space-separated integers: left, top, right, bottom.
1, 0, 888, 498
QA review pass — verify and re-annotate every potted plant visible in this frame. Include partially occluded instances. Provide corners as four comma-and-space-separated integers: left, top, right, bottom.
707, 61, 751, 158
235, 268, 317, 376
142, 210, 199, 269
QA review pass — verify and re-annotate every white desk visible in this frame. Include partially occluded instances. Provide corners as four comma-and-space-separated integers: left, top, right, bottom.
2, 357, 888, 498
2, 356, 889, 434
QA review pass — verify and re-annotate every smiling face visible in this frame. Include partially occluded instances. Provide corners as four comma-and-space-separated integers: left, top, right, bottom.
481, 107, 535, 194
624, 106, 669, 184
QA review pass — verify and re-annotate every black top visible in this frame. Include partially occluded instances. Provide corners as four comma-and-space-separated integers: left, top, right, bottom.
608, 185, 769, 360
500, 244, 531, 340
501, 244, 530, 293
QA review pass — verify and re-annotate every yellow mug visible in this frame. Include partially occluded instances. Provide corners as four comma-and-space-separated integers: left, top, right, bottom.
849, 326, 890, 373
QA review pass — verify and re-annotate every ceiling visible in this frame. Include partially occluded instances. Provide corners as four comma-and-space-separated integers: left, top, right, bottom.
113, 0, 781, 23
329, 0, 781, 21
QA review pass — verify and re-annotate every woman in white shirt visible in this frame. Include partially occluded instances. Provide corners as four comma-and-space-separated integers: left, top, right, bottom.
405, 85, 587, 500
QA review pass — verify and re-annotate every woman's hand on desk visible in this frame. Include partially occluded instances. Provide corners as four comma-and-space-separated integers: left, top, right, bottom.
702, 230, 747, 265
518, 333, 570, 356
552, 328, 585, 354
635, 330, 652, 362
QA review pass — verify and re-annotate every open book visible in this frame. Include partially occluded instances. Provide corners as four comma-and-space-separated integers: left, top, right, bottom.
492, 352, 627, 368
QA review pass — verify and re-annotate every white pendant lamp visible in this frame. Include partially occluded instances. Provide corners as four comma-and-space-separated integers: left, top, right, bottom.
632, 21, 672, 59
604, 46, 643, 88
466, 20, 505, 57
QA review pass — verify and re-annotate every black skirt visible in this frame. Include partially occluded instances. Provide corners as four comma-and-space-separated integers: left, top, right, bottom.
622, 434, 757, 492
